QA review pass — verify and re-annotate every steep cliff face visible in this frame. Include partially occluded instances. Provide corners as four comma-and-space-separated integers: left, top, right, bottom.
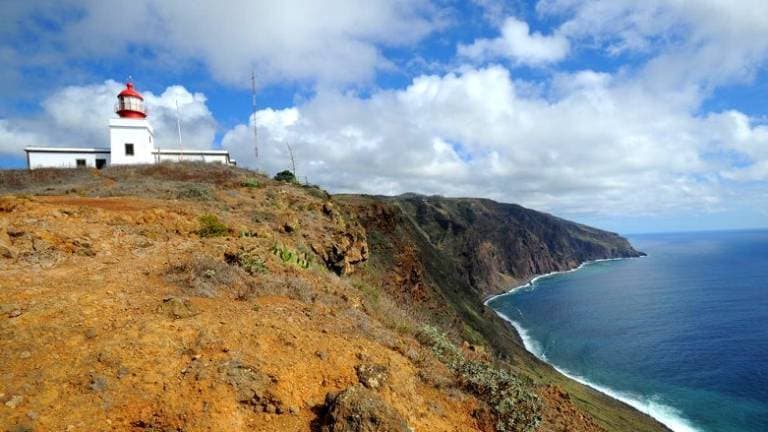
392, 195, 643, 298
340, 194, 665, 432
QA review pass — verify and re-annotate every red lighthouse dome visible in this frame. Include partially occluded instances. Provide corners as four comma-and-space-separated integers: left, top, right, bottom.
115, 82, 147, 119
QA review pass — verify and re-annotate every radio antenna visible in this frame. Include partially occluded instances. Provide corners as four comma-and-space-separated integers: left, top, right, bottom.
251, 70, 259, 166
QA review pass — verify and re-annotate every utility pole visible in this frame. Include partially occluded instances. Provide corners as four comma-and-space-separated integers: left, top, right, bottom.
176, 99, 184, 161
251, 71, 259, 167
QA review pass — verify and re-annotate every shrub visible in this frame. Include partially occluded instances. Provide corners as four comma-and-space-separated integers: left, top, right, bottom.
417, 326, 541, 432
273, 170, 296, 183
225, 248, 267, 275
164, 254, 253, 299
240, 177, 260, 188
176, 185, 212, 201
249, 274, 316, 302
197, 214, 228, 237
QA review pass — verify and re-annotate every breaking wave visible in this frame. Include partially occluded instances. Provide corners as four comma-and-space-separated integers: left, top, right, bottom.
486, 256, 701, 432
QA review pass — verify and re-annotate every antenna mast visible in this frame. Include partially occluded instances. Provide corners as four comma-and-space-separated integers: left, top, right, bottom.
251, 71, 259, 166
176, 99, 184, 161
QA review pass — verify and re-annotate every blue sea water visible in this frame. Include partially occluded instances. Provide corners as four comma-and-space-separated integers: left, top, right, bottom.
486, 230, 768, 432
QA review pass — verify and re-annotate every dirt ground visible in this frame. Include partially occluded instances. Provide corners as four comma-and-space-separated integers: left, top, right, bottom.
1, 175, 611, 432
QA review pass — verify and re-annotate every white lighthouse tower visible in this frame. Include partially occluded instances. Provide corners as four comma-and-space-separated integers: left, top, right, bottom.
109, 82, 155, 165
24, 80, 233, 169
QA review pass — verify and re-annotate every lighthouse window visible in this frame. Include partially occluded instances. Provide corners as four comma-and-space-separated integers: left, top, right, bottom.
125, 143, 134, 156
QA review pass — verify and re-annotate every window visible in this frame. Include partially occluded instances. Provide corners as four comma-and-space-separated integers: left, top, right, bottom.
76, 159, 86, 168
125, 143, 134, 156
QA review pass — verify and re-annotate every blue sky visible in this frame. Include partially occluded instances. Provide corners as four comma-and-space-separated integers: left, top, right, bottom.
1, 0, 768, 234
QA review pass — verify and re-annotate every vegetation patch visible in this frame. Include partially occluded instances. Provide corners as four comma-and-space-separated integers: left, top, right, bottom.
240, 177, 260, 188
225, 247, 267, 275
196, 214, 229, 237
271, 243, 312, 269
417, 325, 542, 432
273, 170, 296, 183
176, 184, 212, 201
164, 254, 254, 299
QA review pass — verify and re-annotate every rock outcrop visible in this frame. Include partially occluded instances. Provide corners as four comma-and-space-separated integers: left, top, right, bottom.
320, 385, 411, 432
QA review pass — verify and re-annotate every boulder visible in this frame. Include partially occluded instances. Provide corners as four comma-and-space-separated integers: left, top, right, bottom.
158, 297, 199, 320
321, 385, 410, 432
355, 363, 389, 390
219, 360, 284, 414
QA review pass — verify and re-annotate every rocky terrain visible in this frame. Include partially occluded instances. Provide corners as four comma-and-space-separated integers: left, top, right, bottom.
0, 164, 667, 432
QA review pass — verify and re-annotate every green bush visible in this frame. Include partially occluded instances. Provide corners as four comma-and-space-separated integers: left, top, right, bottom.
240, 177, 260, 188
273, 170, 296, 183
417, 326, 541, 432
196, 214, 229, 237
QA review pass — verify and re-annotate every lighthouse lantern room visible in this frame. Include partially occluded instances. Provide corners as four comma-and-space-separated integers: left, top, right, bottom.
115, 82, 147, 119
24, 80, 233, 169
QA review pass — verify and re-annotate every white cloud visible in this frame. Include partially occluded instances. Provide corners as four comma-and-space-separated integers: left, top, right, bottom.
0, 80, 217, 156
219, 65, 768, 217
706, 111, 768, 181
459, 17, 570, 65
13, 0, 443, 87
538, 0, 768, 93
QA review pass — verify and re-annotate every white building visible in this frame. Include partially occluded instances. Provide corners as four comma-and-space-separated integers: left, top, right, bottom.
25, 81, 234, 169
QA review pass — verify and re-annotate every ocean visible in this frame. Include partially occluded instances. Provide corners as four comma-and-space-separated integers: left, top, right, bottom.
486, 230, 768, 432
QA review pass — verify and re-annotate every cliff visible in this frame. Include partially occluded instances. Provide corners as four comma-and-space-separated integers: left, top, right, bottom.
0, 164, 666, 432
388, 195, 643, 299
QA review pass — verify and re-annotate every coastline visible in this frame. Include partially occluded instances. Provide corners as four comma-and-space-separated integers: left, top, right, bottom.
482, 257, 631, 305
483, 255, 701, 432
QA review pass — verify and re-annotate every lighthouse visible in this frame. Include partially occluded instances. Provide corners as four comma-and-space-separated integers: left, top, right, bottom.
24, 80, 234, 169
109, 81, 156, 165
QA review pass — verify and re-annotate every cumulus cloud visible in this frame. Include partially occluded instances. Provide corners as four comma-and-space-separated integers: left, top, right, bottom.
459, 17, 570, 65
5, 0, 442, 88
219, 65, 768, 217
538, 0, 768, 93
0, 80, 217, 156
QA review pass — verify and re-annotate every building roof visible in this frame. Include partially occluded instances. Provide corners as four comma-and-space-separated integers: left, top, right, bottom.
118, 82, 144, 100
25, 147, 231, 156
153, 149, 230, 155
25, 147, 111, 153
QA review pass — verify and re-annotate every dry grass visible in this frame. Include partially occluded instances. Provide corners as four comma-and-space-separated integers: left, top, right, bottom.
164, 254, 255, 299
0, 162, 269, 197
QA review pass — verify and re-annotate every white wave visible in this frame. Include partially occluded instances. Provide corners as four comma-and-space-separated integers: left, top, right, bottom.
553, 366, 701, 432
483, 255, 644, 305
486, 255, 702, 432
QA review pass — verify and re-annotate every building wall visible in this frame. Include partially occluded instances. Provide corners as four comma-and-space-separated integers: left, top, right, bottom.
156, 153, 230, 164
28, 151, 110, 169
109, 118, 155, 165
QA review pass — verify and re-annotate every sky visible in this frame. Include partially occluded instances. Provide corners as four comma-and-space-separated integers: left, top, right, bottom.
1, 0, 767, 234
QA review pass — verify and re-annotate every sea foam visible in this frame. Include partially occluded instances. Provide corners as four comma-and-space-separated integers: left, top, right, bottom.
486, 257, 701, 432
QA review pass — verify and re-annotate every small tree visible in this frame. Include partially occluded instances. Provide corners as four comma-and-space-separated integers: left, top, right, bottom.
274, 170, 296, 183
